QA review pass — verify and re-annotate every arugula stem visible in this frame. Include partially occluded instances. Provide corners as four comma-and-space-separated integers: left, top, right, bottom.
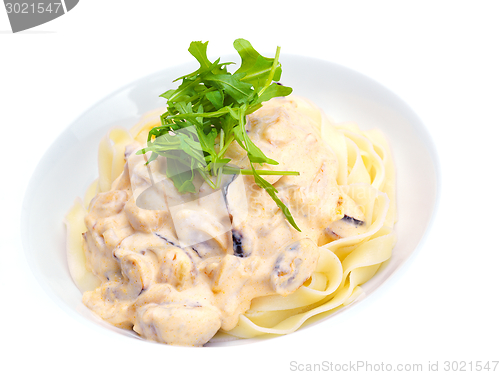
219, 128, 225, 153
198, 168, 217, 189
217, 135, 235, 157
215, 167, 223, 188
221, 167, 300, 176
258, 46, 281, 97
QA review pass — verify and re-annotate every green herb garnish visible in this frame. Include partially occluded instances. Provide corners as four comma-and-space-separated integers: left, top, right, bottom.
137, 38, 301, 231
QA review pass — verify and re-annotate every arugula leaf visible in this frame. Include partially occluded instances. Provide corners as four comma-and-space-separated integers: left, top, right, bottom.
250, 82, 293, 109
234, 38, 282, 90
251, 164, 301, 232
205, 90, 224, 109
188, 41, 212, 72
204, 72, 253, 104
137, 39, 301, 230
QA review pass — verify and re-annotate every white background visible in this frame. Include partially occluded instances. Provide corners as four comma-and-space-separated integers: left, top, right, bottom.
1, 1, 499, 374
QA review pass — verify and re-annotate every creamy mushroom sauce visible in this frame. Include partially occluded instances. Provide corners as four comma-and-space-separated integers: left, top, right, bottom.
82, 96, 364, 346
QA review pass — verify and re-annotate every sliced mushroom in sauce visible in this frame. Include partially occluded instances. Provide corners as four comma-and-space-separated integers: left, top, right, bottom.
271, 238, 320, 296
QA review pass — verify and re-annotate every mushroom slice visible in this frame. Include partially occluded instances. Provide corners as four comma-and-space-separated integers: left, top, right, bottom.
325, 214, 365, 239
113, 247, 157, 298
271, 238, 320, 296
223, 171, 256, 257
324, 194, 366, 240
231, 229, 254, 257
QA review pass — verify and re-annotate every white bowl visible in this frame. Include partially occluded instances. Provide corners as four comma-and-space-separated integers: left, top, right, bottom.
21, 54, 440, 346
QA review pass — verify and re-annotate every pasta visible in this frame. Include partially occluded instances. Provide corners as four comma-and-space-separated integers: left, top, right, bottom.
65, 95, 397, 345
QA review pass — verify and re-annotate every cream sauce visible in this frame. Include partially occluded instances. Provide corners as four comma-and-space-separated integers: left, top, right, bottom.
82, 96, 365, 346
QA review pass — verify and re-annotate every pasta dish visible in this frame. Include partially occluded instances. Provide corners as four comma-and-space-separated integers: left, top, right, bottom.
65, 95, 396, 346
